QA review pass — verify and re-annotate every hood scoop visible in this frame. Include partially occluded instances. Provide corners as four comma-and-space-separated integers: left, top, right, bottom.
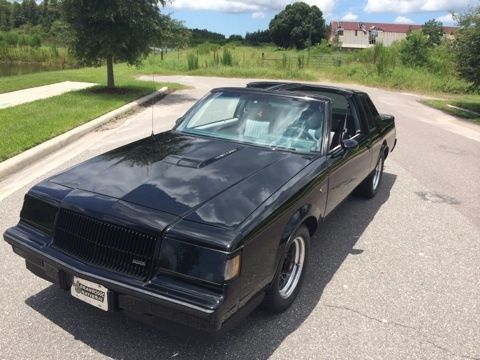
163, 147, 242, 169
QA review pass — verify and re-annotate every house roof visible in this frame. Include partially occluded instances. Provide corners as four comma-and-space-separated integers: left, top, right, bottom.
330, 21, 456, 35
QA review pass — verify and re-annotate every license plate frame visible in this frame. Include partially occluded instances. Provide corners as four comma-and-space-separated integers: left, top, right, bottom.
70, 276, 110, 311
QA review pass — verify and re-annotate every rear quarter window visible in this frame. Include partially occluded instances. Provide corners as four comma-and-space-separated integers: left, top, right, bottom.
357, 94, 379, 132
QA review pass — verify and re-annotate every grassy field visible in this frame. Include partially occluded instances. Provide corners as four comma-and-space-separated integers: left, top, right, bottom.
0, 45, 77, 67
0, 62, 185, 94
0, 64, 186, 161
421, 95, 480, 124
1, 42, 477, 162
143, 44, 473, 95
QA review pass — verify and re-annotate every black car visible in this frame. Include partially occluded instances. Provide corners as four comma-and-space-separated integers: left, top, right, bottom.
4, 82, 396, 332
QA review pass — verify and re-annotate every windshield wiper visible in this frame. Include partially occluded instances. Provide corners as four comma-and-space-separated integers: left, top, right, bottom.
269, 145, 298, 152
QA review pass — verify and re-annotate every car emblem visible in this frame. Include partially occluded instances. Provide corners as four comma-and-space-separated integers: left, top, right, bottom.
132, 259, 146, 267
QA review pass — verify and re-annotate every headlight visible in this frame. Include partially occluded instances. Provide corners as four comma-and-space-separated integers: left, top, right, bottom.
158, 238, 241, 284
20, 195, 58, 236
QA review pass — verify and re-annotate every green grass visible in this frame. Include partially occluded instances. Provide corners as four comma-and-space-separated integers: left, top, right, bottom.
421, 95, 480, 124
0, 63, 187, 161
0, 63, 184, 94
0, 45, 76, 67
1, 43, 477, 161
139, 45, 473, 95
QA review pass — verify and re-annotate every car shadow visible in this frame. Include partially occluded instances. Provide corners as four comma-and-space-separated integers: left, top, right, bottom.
25, 172, 397, 359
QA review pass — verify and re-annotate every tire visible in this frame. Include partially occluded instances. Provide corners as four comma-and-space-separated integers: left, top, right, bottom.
355, 150, 385, 198
264, 225, 310, 313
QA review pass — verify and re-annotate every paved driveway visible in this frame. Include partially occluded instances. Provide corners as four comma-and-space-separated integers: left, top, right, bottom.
1, 76, 479, 359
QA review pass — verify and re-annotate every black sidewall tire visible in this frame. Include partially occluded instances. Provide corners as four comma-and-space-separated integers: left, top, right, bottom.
264, 225, 311, 313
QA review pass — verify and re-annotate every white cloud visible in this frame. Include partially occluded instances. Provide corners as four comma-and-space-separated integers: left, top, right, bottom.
364, 0, 475, 14
170, 0, 335, 16
341, 12, 358, 21
436, 13, 456, 25
394, 16, 415, 24
252, 11, 266, 19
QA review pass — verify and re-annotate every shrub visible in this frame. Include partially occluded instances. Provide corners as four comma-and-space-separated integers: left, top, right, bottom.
454, 6, 480, 89
29, 34, 42, 48
400, 31, 430, 67
212, 50, 220, 66
197, 42, 220, 55
282, 53, 287, 69
187, 53, 199, 70
373, 43, 397, 76
297, 54, 305, 69
221, 48, 233, 66
4, 31, 19, 46
18, 35, 29, 47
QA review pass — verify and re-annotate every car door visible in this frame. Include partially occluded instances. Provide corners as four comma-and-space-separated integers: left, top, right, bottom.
355, 93, 383, 172
325, 96, 372, 215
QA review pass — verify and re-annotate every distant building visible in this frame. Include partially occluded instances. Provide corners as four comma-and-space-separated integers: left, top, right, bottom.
329, 21, 456, 49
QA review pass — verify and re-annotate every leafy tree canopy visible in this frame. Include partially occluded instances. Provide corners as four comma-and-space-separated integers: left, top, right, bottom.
62, 0, 165, 88
190, 28, 226, 46
156, 14, 191, 50
400, 30, 431, 67
454, 7, 480, 89
245, 29, 271, 45
422, 19, 444, 46
269, 2, 325, 49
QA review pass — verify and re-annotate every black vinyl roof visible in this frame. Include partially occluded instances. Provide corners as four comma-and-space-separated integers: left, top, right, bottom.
246, 81, 362, 96
211, 86, 334, 103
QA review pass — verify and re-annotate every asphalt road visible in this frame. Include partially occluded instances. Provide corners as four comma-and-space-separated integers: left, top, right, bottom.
1, 76, 479, 360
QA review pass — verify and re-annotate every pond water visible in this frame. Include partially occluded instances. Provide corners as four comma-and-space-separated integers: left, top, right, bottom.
0, 62, 73, 77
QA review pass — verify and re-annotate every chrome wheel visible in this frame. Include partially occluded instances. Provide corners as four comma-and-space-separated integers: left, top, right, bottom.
278, 236, 306, 299
372, 156, 383, 191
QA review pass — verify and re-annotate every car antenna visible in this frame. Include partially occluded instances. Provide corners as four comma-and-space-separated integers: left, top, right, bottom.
151, 72, 155, 137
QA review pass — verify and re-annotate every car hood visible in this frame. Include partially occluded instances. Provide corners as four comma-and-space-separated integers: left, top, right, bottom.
50, 132, 312, 228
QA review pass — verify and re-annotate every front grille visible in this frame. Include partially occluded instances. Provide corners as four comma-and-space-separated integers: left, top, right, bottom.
53, 209, 158, 279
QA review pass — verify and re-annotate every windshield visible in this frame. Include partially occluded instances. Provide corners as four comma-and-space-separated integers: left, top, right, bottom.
176, 90, 326, 153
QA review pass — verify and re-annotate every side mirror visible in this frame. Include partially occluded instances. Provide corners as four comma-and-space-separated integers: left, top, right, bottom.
380, 113, 395, 123
341, 138, 359, 151
174, 117, 184, 128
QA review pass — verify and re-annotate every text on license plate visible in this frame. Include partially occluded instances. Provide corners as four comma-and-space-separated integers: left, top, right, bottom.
70, 276, 109, 311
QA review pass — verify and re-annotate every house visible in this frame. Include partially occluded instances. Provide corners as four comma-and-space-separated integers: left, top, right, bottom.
329, 21, 456, 49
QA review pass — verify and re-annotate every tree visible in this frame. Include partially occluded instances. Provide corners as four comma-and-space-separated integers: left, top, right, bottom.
400, 30, 430, 67
245, 29, 271, 45
454, 7, 480, 88
269, 2, 325, 49
11, 2, 26, 28
0, 0, 12, 30
62, 0, 165, 89
154, 14, 191, 60
190, 28, 225, 45
156, 14, 191, 49
422, 19, 444, 46
228, 34, 243, 43
22, 0, 39, 26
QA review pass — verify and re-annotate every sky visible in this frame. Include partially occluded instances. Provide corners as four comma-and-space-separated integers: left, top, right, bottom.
165, 0, 478, 36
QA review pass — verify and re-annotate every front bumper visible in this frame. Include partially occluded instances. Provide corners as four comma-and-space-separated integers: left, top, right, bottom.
4, 224, 258, 333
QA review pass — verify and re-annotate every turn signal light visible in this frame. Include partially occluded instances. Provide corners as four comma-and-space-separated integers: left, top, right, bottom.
224, 254, 241, 281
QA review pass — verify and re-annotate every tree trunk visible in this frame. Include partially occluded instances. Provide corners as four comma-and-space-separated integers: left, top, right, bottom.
106, 56, 115, 89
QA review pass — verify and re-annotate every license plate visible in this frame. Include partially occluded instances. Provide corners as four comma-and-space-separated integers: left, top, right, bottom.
71, 276, 109, 311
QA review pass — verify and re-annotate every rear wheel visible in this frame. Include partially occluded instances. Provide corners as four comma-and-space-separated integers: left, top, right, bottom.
355, 151, 384, 198
264, 226, 310, 313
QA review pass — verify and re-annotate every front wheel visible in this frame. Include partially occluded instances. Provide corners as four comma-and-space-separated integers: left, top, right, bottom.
264, 225, 310, 313
355, 151, 384, 198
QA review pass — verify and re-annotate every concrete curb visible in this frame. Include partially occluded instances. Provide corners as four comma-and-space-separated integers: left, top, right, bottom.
0, 87, 168, 180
